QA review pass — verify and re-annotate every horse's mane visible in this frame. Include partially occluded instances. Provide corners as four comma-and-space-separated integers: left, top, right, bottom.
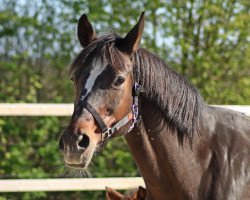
134, 49, 205, 139
70, 33, 205, 140
69, 33, 122, 77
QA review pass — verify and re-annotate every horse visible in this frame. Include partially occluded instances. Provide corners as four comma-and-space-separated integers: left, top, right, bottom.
59, 12, 250, 199
106, 186, 147, 200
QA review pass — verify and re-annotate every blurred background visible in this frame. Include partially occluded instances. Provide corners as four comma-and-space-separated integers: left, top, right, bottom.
0, 0, 249, 199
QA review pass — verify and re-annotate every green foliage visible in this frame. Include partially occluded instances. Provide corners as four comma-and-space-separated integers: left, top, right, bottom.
0, 0, 249, 199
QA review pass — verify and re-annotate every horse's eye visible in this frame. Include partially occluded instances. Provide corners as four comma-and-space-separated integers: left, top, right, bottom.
114, 76, 125, 87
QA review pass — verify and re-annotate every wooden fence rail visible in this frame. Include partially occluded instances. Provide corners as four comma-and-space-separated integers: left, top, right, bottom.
0, 103, 249, 116
0, 178, 145, 192
0, 103, 73, 116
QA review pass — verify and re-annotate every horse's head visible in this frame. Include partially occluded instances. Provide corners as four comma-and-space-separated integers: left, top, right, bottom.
59, 13, 144, 169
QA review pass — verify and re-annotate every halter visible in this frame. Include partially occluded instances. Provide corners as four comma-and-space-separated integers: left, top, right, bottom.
79, 82, 142, 147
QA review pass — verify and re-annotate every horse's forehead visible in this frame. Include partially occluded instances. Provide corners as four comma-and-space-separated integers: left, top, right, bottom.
86, 53, 106, 70
80, 56, 108, 99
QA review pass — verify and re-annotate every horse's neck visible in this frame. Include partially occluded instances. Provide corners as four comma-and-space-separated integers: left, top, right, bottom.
135, 49, 204, 139
125, 99, 210, 200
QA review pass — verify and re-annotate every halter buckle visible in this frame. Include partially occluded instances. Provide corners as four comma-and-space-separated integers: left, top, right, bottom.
133, 82, 142, 96
102, 128, 112, 141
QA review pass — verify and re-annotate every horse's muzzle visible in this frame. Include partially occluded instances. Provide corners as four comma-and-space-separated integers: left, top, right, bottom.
59, 132, 92, 168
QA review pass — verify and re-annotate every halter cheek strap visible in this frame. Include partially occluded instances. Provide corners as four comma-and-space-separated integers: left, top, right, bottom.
128, 82, 141, 132
83, 102, 109, 134
81, 82, 142, 145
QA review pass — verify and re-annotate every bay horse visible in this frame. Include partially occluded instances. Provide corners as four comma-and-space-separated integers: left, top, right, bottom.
59, 12, 250, 199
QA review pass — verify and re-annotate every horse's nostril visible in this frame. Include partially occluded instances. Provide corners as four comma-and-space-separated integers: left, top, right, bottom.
77, 134, 90, 149
59, 137, 64, 151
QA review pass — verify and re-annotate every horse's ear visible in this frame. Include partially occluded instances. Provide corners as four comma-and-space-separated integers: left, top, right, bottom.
77, 14, 97, 48
116, 12, 145, 55
137, 186, 147, 199
105, 187, 124, 200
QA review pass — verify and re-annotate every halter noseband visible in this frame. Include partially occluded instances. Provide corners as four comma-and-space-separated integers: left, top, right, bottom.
80, 82, 142, 147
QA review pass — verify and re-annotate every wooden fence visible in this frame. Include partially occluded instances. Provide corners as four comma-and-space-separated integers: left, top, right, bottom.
0, 103, 250, 116
0, 178, 145, 192
0, 103, 249, 192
